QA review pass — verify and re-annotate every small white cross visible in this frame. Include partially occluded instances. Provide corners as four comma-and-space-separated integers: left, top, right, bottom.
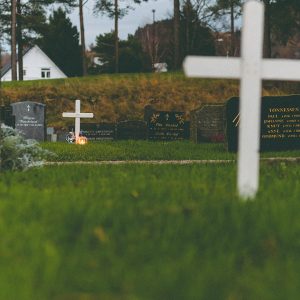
62, 100, 94, 140
27, 105, 30, 112
184, 0, 300, 199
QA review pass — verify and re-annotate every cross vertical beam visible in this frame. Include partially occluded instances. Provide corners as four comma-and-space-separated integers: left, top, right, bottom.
184, 0, 300, 199
75, 100, 81, 139
238, 1, 264, 198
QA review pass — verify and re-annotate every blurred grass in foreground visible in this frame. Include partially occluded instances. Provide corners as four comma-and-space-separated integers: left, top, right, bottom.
0, 163, 300, 299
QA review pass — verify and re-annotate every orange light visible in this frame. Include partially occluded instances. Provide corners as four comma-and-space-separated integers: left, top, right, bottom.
76, 136, 88, 145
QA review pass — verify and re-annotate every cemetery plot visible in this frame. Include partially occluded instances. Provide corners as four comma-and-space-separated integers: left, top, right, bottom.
11, 101, 45, 141
69, 123, 116, 141
226, 95, 300, 152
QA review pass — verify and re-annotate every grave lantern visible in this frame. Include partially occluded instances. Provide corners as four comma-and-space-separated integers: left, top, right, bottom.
76, 136, 88, 145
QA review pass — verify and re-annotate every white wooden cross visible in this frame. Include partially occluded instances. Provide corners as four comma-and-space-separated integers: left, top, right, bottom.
62, 100, 94, 140
184, 0, 300, 199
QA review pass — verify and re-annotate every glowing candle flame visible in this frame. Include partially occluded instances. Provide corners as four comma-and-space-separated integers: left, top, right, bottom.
76, 136, 88, 145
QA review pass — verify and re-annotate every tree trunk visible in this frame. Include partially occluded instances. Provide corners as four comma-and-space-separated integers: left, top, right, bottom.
0, 42, 2, 89
11, 0, 17, 81
79, 0, 87, 76
114, 0, 119, 73
263, 0, 272, 58
17, 0, 23, 81
230, 1, 235, 56
185, 1, 190, 55
174, 0, 180, 69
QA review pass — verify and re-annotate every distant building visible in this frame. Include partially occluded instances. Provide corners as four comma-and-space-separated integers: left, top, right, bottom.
154, 62, 168, 72
1, 45, 67, 81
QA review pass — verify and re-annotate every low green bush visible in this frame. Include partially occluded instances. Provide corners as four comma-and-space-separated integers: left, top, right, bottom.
0, 125, 52, 171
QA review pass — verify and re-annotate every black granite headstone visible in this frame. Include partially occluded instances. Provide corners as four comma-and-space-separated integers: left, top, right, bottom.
117, 120, 147, 140
0, 105, 15, 127
190, 105, 225, 143
11, 101, 46, 141
184, 121, 191, 140
146, 111, 187, 141
226, 95, 300, 152
69, 123, 116, 141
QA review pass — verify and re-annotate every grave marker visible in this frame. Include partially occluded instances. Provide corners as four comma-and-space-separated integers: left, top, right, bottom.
0, 105, 15, 127
11, 101, 45, 141
62, 100, 94, 141
184, 0, 300, 198
69, 123, 116, 141
190, 105, 225, 143
226, 95, 300, 152
146, 110, 187, 141
117, 121, 147, 140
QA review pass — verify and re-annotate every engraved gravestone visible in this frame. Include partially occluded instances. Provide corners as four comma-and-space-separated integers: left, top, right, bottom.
11, 101, 46, 141
190, 104, 225, 143
69, 123, 116, 141
146, 110, 187, 141
117, 120, 147, 140
226, 95, 300, 152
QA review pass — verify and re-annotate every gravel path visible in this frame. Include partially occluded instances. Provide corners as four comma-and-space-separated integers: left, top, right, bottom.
45, 157, 300, 165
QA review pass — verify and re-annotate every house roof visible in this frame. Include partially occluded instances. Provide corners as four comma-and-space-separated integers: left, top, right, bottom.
1, 46, 34, 78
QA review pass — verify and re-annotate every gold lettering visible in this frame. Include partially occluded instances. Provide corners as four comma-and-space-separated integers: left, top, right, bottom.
269, 107, 300, 113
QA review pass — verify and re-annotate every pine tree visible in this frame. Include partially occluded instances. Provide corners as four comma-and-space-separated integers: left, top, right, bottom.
38, 8, 82, 77
94, 0, 149, 73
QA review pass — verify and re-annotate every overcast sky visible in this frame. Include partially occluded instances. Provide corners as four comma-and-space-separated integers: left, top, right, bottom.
0, 1, 171, 51
69, 0, 171, 47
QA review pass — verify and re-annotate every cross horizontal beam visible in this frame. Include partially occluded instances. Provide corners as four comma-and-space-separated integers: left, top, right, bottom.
184, 57, 300, 81
62, 113, 94, 118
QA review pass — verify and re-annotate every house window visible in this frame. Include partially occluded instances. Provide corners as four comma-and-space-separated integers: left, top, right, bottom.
23, 69, 26, 76
41, 68, 51, 78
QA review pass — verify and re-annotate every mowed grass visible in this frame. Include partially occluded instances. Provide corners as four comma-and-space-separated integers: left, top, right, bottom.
42, 141, 300, 161
1, 163, 300, 299
43, 141, 234, 161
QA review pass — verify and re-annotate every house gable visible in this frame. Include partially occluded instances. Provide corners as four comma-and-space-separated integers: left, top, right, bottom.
1, 45, 67, 81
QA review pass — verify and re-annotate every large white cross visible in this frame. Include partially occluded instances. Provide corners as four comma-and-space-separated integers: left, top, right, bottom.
184, 0, 300, 199
62, 100, 94, 140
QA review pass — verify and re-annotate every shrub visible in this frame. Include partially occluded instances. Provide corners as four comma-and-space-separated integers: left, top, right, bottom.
0, 125, 52, 171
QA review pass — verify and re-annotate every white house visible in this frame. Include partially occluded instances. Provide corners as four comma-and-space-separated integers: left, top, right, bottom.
154, 62, 168, 73
1, 45, 67, 81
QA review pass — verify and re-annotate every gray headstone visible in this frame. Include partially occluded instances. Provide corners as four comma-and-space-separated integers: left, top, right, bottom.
11, 101, 46, 141
190, 104, 225, 143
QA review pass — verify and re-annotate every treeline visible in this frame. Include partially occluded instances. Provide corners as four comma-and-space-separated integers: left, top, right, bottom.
1, 0, 300, 80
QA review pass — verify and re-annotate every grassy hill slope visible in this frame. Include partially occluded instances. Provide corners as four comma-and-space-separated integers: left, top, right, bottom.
0, 73, 297, 127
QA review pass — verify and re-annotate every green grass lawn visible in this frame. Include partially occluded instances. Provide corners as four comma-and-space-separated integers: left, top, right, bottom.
1, 163, 300, 299
42, 141, 300, 161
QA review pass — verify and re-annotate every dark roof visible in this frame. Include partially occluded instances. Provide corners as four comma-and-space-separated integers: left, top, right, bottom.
1, 46, 33, 78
